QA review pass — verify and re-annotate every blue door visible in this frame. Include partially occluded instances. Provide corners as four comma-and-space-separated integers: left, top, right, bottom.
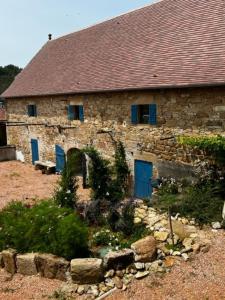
135, 160, 153, 199
55, 145, 65, 172
31, 139, 39, 165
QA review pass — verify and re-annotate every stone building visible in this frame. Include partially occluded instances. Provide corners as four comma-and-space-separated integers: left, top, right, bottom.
2, 0, 225, 198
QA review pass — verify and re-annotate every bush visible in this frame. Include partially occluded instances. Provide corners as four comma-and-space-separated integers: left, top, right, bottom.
108, 201, 136, 236
155, 179, 224, 225
0, 201, 89, 260
83, 147, 112, 201
177, 185, 224, 225
91, 228, 122, 249
54, 155, 78, 209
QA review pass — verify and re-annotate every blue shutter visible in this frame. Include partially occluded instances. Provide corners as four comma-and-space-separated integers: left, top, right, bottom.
33, 105, 37, 117
149, 104, 157, 125
131, 105, 138, 124
68, 105, 74, 120
28, 105, 32, 116
79, 105, 84, 122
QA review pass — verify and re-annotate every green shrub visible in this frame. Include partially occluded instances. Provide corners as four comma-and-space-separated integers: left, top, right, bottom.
114, 141, 130, 196
54, 155, 78, 209
0, 201, 89, 260
108, 201, 136, 236
155, 181, 224, 225
91, 228, 122, 248
177, 185, 224, 225
83, 147, 112, 201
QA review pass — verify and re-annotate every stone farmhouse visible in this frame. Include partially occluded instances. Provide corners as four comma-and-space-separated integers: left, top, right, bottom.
2, 0, 225, 198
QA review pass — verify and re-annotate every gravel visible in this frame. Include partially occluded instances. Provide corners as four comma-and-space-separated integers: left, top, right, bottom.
107, 231, 225, 300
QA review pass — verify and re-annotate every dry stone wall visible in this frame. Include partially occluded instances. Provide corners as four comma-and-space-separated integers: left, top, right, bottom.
6, 86, 225, 178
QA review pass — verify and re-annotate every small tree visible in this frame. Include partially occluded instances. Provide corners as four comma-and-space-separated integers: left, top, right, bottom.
54, 155, 78, 209
114, 141, 130, 196
83, 147, 112, 201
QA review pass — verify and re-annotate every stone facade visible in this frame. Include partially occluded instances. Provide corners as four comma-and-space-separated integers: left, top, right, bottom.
5, 86, 225, 182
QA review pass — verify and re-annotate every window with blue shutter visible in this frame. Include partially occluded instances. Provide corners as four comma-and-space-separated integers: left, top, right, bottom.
149, 104, 157, 125
131, 105, 138, 124
68, 105, 75, 120
79, 105, 84, 122
27, 105, 37, 117
131, 104, 157, 125
68, 105, 84, 121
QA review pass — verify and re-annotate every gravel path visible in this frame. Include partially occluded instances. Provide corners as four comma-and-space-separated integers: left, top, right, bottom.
107, 231, 225, 300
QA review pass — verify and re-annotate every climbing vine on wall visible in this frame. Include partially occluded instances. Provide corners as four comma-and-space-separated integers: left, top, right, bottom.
178, 135, 225, 165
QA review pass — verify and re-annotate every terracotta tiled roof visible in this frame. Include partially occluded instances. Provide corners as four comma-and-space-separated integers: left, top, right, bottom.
3, 0, 225, 98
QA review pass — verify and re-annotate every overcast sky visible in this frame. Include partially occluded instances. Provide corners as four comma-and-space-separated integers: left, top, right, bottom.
0, 0, 154, 68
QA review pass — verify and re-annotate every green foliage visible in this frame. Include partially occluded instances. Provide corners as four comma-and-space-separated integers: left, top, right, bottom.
155, 181, 224, 225
0, 201, 89, 260
114, 141, 130, 195
83, 147, 112, 201
0, 65, 22, 94
54, 155, 78, 209
177, 185, 224, 225
178, 135, 225, 164
108, 201, 135, 236
91, 228, 122, 248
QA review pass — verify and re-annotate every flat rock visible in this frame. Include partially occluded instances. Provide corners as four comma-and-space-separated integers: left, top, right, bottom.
104, 249, 134, 270
2, 249, 17, 275
71, 258, 103, 284
35, 253, 70, 281
154, 231, 169, 242
135, 271, 149, 279
16, 253, 38, 276
171, 221, 196, 241
131, 236, 156, 262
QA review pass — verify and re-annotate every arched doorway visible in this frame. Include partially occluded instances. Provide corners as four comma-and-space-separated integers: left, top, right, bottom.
67, 148, 87, 188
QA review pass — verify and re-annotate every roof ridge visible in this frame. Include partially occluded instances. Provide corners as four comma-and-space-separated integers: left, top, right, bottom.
51, 0, 163, 42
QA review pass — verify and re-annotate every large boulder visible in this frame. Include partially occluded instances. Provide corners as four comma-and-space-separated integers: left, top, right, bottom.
35, 254, 70, 281
131, 236, 156, 262
2, 249, 17, 274
104, 249, 134, 270
16, 253, 38, 276
70, 258, 103, 284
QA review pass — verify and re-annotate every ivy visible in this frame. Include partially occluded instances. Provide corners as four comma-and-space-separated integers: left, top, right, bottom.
178, 135, 225, 165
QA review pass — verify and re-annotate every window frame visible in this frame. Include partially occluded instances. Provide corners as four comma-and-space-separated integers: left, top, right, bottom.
27, 104, 37, 117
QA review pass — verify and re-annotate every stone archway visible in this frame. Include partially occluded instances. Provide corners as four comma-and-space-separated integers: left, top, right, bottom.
67, 148, 88, 189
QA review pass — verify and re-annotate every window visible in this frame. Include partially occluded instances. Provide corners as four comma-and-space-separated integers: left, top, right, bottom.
131, 104, 157, 125
27, 104, 37, 117
68, 105, 84, 121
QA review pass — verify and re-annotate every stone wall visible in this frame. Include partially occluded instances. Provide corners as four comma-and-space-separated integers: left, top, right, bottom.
5, 86, 225, 179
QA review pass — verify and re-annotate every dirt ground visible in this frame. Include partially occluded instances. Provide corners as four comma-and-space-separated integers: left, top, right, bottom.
0, 161, 90, 209
0, 270, 62, 300
107, 231, 225, 300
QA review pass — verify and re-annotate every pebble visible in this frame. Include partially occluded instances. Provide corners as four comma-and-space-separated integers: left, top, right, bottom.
134, 262, 145, 270
172, 251, 181, 256
212, 222, 222, 229
181, 253, 189, 261
105, 269, 115, 278
135, 271, 150, 279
